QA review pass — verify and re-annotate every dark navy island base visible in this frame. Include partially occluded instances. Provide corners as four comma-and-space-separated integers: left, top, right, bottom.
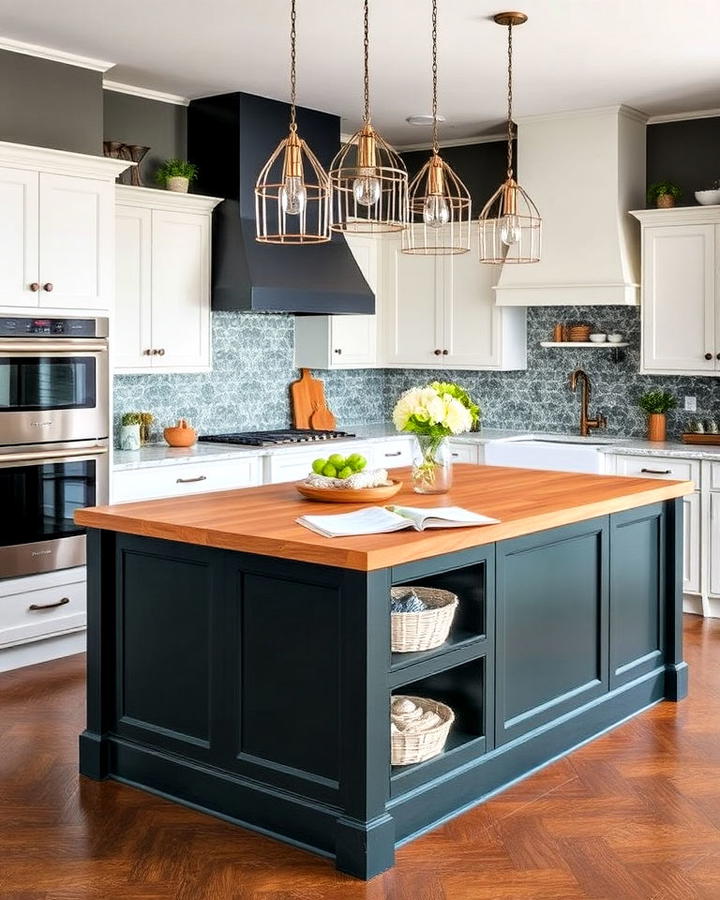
79, 498, 687, 879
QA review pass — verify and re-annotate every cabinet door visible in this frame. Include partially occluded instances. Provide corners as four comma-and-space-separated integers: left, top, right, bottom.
114, 205, 152, 371
382, 235, 443, 366
443, 239, 502, 367
38, 173, 113, 310
329, 315, 376, 366
642, 224, 716, 373
0, 167, 39, 308
150, 210, 210, 371
710, 493, 720, 597
683, 491, 701, 595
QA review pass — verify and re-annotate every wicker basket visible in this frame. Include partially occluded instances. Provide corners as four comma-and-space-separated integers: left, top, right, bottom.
390, 586, 458, 653
391, 695, 455, 766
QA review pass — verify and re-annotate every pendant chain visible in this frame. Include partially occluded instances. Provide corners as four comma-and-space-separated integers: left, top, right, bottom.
289, 0, 297, 130
506, 21, 514, 178
431, 0, 439, 154
363, 0, 370, 123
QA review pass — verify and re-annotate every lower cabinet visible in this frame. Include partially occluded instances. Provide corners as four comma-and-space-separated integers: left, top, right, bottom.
0, 567, 87, 649
112, 456, 261, 503
265, 442, 378, 484
709, 492, 720, 597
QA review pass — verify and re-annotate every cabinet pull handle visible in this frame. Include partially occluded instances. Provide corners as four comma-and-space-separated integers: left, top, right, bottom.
29, 282, 40, 292
157, 348, 165, 356
385, 451, 402, 457
434, 349, 442, 355
706, 353, 713, 360
641, 467, 672, 475
176, 474, 207, 484
452, 452, 459, 457
42, 283, 54, 292
334, 348, 342, 355
442, 349, 449, 355
150, 349, 159, 355
29, 596, 70, 611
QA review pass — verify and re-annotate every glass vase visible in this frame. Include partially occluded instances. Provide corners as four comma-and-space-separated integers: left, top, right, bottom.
412, 435, 452, 494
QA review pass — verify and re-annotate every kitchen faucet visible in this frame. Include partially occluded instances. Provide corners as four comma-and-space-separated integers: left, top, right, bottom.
569, 369, 608, 437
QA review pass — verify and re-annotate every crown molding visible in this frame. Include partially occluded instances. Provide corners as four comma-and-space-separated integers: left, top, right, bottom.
396, 133, 506, 152
647, 107, 720, 125
116, 184, 222, 212
630, 205, 720, 224
515, 104, 648, 126
0, 140, 130, 178
103, 80, 189, 107
0, 35, 113, 72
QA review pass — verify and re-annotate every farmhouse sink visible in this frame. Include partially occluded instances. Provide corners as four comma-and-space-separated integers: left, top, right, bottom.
484, 438, 609, 474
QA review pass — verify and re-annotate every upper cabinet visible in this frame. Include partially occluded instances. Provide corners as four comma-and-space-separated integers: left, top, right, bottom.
632, 207, 720, 375
0, 142, 127, 312
114, 186, 222, 374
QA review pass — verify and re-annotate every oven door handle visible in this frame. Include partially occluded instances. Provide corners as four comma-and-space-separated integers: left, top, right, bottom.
0, 446, 109, 464
0, 340, 108, 353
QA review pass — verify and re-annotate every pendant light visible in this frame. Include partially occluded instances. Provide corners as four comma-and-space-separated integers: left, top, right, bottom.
329, 0, 408, 233
403, 0, 471, 255
478, 12, 541, 264
255, 0, 331, 244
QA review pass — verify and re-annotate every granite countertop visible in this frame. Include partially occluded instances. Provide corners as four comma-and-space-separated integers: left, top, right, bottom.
112, 424, 720, 471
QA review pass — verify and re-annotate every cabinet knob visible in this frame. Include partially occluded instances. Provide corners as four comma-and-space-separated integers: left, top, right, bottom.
150, 349, 159, 355
442, 349, 449, 355
157, 348, 165, 356
42, 282, 54, 292
143, 349, 152, 355
705, 353, 713, 360
29, 282, 40, 292
334, 348, 342, 355
717, 353, 720, 361
434, 349, 442, 356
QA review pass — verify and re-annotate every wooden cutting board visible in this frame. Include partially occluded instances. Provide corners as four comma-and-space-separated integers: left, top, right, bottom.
290, 368, 336, 430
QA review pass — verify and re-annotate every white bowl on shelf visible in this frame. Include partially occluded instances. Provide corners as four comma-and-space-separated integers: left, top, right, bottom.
588, 333, 607, 343
607, 333, 624, 343
695, 190, 720, 206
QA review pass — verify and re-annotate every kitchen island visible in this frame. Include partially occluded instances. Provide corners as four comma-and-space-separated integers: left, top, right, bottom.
75, 465, 692, 879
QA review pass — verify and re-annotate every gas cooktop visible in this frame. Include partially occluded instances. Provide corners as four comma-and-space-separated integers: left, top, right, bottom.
198, 429, 356, 447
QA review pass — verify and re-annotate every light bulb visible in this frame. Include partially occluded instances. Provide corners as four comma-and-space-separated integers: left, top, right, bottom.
423, 194, 450, 229
352, 174, 381, 208
280, 175, 306, 216
500, 213, 522, 246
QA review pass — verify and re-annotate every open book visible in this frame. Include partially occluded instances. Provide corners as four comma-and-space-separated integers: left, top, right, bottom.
296, 505, 500, 539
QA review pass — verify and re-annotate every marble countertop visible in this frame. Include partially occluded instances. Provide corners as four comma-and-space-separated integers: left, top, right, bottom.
112, 423, 720, 471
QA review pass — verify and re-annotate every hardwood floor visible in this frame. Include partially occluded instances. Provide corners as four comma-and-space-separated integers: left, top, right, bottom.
1, 616, 719, 899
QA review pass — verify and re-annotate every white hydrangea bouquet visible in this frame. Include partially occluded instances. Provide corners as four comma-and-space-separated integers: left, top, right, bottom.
392, 382, 480, 493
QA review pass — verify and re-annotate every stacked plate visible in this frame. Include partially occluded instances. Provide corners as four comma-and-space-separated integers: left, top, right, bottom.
568, 325, 592, 342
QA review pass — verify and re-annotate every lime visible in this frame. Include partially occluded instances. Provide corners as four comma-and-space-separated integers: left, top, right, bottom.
338, 466, 353, 480
312, 458, 326, 475
322, 463, 337, 478
328, 453, 346, 468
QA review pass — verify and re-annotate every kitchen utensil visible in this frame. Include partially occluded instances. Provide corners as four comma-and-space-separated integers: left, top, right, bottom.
295, 480, 402, 503
164, 418, 198, 447
290, 369, 336, 430
681, 433, 720, 445
309, 402, 336, 431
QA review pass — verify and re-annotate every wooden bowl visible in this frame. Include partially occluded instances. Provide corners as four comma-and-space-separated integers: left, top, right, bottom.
295, 480, 403, 503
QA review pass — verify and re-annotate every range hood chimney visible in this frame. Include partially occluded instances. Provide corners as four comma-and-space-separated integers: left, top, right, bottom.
187, 92, 374, 314
494, 105, 646, 306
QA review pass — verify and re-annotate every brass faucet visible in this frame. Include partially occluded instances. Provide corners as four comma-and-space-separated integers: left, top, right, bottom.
569, 369, 608, 437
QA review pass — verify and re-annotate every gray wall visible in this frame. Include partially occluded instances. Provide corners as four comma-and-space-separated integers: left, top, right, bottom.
103, 90, 187, 186
0, 49, 102, 154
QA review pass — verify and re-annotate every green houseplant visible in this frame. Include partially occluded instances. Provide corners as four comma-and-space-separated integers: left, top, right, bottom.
154, 158, 198, 193
638, 389, 677, 442
647, 180, 682, 209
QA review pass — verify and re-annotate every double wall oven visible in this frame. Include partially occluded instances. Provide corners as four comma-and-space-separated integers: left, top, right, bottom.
0, 316, 109, 579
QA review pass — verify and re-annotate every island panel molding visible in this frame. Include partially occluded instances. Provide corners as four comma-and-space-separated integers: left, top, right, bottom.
75, 465, 693, 572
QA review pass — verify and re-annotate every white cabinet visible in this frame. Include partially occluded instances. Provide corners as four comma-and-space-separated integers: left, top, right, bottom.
112, 455, 261, 503
448, 441, 480, 464
632, 208, 720, 375
265, 441, 377, 484
0, 567, 87, 649
294, 234, 379, 369
0, 143, 125, 312
709, 492, 720, 598
114, 186, 222, 374
372, 437, 413, 469
684, 491, 702, 596
382, 234, 526, 370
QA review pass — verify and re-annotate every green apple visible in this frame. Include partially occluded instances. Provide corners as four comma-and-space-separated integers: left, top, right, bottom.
322, 463, 337, 478
351, 454, 367, 471
312, 458, 326, 475
338, 466, 353, 480
328, 453, 346, 468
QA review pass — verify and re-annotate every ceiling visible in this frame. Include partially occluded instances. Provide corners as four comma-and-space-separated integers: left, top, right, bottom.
2, 0, 720, 145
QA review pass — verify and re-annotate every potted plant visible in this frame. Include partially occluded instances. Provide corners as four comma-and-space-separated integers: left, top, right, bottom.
647, 180, 682, 209
120, 412, 142, 450
638, 389, 677, 442
392, 381, 480, 494
154, 158, 198, 193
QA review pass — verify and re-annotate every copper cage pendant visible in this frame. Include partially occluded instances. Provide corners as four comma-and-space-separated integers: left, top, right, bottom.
478, 11, 541, 264
255, 0, 331, 244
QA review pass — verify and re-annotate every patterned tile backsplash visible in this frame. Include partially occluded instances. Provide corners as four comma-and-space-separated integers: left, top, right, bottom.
113, 307, 720, 444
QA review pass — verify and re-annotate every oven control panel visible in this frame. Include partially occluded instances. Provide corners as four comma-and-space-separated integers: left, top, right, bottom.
0, 317, 97, 337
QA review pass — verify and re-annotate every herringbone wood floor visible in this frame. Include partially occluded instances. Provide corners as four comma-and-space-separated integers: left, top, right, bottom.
1, 616, 719, 899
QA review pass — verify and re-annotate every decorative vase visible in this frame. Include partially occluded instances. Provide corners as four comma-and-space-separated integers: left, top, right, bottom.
120, 423, 141, 451
647, 413, 667, 442
166, 176, 189, 193
656, 194, 675, 209
412, 435, 452, 494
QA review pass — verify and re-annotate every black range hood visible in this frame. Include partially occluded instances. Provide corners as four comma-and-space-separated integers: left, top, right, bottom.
187, 92, 374, 315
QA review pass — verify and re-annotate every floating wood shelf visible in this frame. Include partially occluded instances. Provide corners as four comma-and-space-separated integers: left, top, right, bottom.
540, 341, 629, 348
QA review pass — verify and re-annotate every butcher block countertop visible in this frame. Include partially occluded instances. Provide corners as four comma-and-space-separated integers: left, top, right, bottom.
75, 465, 693, 572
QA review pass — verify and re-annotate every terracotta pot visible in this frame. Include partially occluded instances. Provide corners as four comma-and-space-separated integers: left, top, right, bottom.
656, 193, 676, 209
166, 176, 189, 193
647, 413, 667, 442
164, 418, 197, 447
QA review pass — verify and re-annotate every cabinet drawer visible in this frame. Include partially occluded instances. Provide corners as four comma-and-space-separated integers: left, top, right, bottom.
449, 442, 479, 464
113, 456, 261, 502
373, 438, 413, 469
613, 454, 700, 487
266, 442, 376, 484
708, 461, 720, 491
0, 578, 86, 648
